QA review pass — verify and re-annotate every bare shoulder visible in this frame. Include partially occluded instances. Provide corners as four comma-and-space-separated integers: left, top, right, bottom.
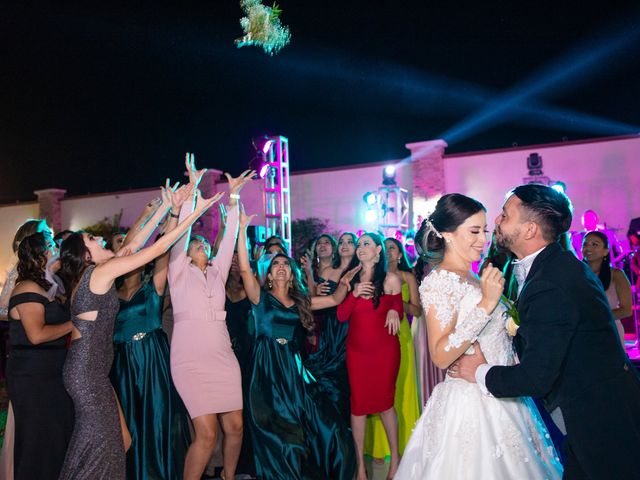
611, 268, 630, 284
12, 280, 47, 297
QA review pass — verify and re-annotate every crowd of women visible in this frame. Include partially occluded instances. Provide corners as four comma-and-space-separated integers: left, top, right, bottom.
0, 155, 635, 480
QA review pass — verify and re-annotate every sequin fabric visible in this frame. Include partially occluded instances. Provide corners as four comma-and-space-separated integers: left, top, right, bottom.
59, 265, 125, 480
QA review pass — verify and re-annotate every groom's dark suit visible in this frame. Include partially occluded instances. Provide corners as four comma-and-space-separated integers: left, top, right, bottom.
485, 242, 640, 479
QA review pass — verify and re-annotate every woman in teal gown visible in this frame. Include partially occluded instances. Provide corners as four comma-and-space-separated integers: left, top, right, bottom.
108, 198, 191, 480
237, 210, 358, 480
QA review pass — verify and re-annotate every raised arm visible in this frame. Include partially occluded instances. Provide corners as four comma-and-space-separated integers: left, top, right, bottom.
122, 197, 161, 249
211, 203, 227, 256
124, 180, 185, 254
153, 183, 194, 295
237, 205, 261, 305
211, 169, 254, 284
92, 189, 223, 294
311, 264, 361, 310
170, 153, 206, 262
424, 267, 503, 369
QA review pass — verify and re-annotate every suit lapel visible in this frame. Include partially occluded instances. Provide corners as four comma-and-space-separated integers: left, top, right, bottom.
518, 242, 560, 301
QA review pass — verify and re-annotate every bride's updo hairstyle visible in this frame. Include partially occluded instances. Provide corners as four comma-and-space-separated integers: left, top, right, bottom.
416, 193, 486, 266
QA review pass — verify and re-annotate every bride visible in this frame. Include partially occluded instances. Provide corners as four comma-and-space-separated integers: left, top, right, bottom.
395, 194, 562, 479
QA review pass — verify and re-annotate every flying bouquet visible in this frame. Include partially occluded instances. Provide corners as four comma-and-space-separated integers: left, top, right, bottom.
235, 0, 291, 55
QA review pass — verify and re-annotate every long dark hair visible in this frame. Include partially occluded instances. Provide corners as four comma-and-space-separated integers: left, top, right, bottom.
16, 233, 52, 291
417, 193, 486, 266
311, 234, 338, 280
582, 231, 612, 290
385, 237, 413, 272
336, 232, 357, 270
59, 232, 92, 294
266, 253, 314, 331
346, 232, 387, 309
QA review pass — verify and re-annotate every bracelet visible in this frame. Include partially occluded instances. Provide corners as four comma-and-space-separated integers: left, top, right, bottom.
229, 193, 240, 200
168, 211, 179, 219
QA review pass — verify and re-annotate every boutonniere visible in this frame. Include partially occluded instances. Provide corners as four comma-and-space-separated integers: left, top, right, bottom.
502, 296, 520, 337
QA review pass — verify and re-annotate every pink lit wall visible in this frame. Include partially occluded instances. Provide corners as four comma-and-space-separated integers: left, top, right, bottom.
444, 136, 640, 249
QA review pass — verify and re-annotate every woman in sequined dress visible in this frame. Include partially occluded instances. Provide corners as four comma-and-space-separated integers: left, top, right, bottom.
57, 181, 221, 480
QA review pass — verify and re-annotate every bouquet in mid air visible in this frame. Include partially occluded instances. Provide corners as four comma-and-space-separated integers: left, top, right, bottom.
236, 0, 291, 55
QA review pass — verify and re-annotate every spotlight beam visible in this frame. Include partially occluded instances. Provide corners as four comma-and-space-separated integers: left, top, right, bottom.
442, 14, 640, 143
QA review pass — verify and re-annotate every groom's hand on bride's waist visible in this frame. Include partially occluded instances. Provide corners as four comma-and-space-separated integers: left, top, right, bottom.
448, 343, 487, 383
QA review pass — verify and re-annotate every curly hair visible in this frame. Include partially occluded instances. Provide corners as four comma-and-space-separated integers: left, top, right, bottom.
266, 253, 314, 331
16, 233, 52, 291
59, 232, 92, 294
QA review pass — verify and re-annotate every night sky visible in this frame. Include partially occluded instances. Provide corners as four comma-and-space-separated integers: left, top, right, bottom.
1, 1, 639, 202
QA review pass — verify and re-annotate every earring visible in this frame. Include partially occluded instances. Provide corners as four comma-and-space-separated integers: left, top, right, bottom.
445, 238, 452, 244
267, 279, 273, 289
289, 279, 293, 288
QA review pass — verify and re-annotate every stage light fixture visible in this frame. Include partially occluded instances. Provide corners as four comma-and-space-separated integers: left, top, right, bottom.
363, 192, 377, 206
258, 163, 271, 179
365, 210, 377, 223
382, 165, 397, 186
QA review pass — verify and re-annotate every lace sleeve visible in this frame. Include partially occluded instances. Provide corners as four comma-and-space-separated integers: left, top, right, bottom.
444, 291, 491, 352
419, 270, 491, 352
419, 270, 463, 330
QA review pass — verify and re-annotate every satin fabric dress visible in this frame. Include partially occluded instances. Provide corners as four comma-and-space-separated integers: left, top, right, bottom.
59, 266, 125, 480
305, 278, 350, 420
247, 290, 356, 480
224, 295, 256, 476
336, 292, 403, 415
7, 293, 73, 480
364, 282, 420, 458
110, 278, 190, 479
168, 203, 241, 418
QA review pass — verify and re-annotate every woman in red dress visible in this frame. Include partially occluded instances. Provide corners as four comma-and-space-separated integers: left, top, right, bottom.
337, 232, 403, 480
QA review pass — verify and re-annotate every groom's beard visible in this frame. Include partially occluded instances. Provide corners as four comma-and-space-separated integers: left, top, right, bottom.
495, 225, 521, 251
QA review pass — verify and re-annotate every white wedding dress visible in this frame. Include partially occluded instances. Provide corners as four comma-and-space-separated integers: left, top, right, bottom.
395, 269, 563, 479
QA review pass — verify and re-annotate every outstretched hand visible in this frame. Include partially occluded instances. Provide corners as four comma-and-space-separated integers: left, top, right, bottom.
193, 189, 224, 215
239, 203, 256, 228
340, 264, 362, 291
186, 153, 207, 188
225, 169, 255, 195
447, 343, 487, 383
169, 182, 194, 212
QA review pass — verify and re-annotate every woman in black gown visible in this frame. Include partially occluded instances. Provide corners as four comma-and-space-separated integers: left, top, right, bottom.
6, 232, 74, 480
237, 207, 360, 480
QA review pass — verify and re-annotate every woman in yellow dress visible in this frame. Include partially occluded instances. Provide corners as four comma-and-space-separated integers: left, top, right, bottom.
364, 238, 420, 466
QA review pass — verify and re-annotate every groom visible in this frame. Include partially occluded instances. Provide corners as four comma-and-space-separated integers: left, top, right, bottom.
452, 184, 640, 479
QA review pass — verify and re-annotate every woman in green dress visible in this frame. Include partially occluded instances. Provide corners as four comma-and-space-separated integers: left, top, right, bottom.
109, 187, 192, 480
237, 207, 359, 480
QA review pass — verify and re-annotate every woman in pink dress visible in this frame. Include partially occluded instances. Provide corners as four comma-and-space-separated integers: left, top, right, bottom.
168, 154, 253, 480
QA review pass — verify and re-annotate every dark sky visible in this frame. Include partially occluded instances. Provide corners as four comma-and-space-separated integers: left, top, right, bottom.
1, 1, 639, 202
